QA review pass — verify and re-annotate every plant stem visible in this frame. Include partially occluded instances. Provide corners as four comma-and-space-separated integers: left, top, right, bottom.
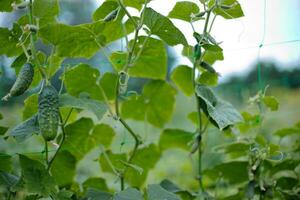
47, 112, 67, 171
28, 0, 46, 79
117, 0, 138, 28
113, 2, 149, 190
44, 140, 48, 166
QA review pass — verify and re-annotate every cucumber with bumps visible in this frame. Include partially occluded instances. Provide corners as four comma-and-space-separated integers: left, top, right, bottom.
38, 84, 59, 141
2, 63, 34, 101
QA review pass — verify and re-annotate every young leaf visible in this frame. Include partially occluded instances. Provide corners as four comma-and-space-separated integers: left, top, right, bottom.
171, 65, 193, 96
198, 71, 218, 86
147, 184, 180, 200
212, 0, 244, 19
19, 155, 56, 196
143, 8, 188, 46
168, 1, 200, 22
262, 96, 279, 111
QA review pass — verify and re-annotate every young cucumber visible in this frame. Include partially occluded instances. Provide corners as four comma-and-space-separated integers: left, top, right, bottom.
2, 63, 34, 101
38, 84, 59, 141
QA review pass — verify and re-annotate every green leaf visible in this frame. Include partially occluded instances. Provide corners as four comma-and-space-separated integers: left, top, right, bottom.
82, 177, 108, 192
126, 144, 161, 187
214, 142, 250, 158
122, 0, 150, 10
39, 22, 106, 58
84, 188, 113, 200
211, 0, 244, 19
204, 161, 248, 184
198, 71, 218, 86
111, 37, 167, 79
143, 8, 188, 46
50, 150, 77, 187
147, 184, 180, 200
91, 124, 115, 148
168, 1, 200, 22
0, 172, 19, 188
0, 126, 8, 135
23, 94, 38, 120
62, 118, 107, 160
33, 0, 59, 27
160, 179, 194, 200
114, 188, 143, 200
19, 155, 56, 196
159, 129, 194, 151
99, 151, 127, 174
122, 80, 177, 128
59, 94, 108, 120
0, 27, 23, 57
171, 65, 193, 96
0, 153, 12, 172
93, 1, 119, 21
274, 126, 300, 137
196, 85, 243, 130
99, 73, 118, 100
9, 115, 39, 142
203, 47, 224, 65
63, 63, 102, 100
53, 190, 74, 200
182, 45, 194, 62
262, 96, 279, 111
0, 0, 21, 12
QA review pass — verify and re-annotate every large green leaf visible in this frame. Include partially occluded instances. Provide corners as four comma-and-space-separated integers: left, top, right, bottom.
39, 22, 106, 58
33, 0, 59, 27
126, 144, 161, 187
19, 155, 56, 196
62, 118, 111, 160
143, 8, 188, 46
274, 126, 300, 137
171, 65, 193, 96
147, 184, 180, 200
168, 1, 200, 22
111, 37, 167, 79
114, 187, 143, 200
59, 94, 108, 120
9, 115, 40, 142
0, 26, 23, 57
159, 129, 194, 151
203, 46, 224, 65
92, 124, 115, 148
196, 85, 243, 130
50, 150, 77, 187
121, 80, 177, 128
63, 63, 102, 100
93, 1, 119, 21
99, 73, 118, 100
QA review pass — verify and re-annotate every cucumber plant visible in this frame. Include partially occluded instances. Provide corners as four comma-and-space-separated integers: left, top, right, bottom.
0, 0, 298, 200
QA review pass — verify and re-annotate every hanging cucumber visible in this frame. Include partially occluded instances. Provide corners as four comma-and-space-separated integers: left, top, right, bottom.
2, 63, 34, 101
38, 84, 59, 141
